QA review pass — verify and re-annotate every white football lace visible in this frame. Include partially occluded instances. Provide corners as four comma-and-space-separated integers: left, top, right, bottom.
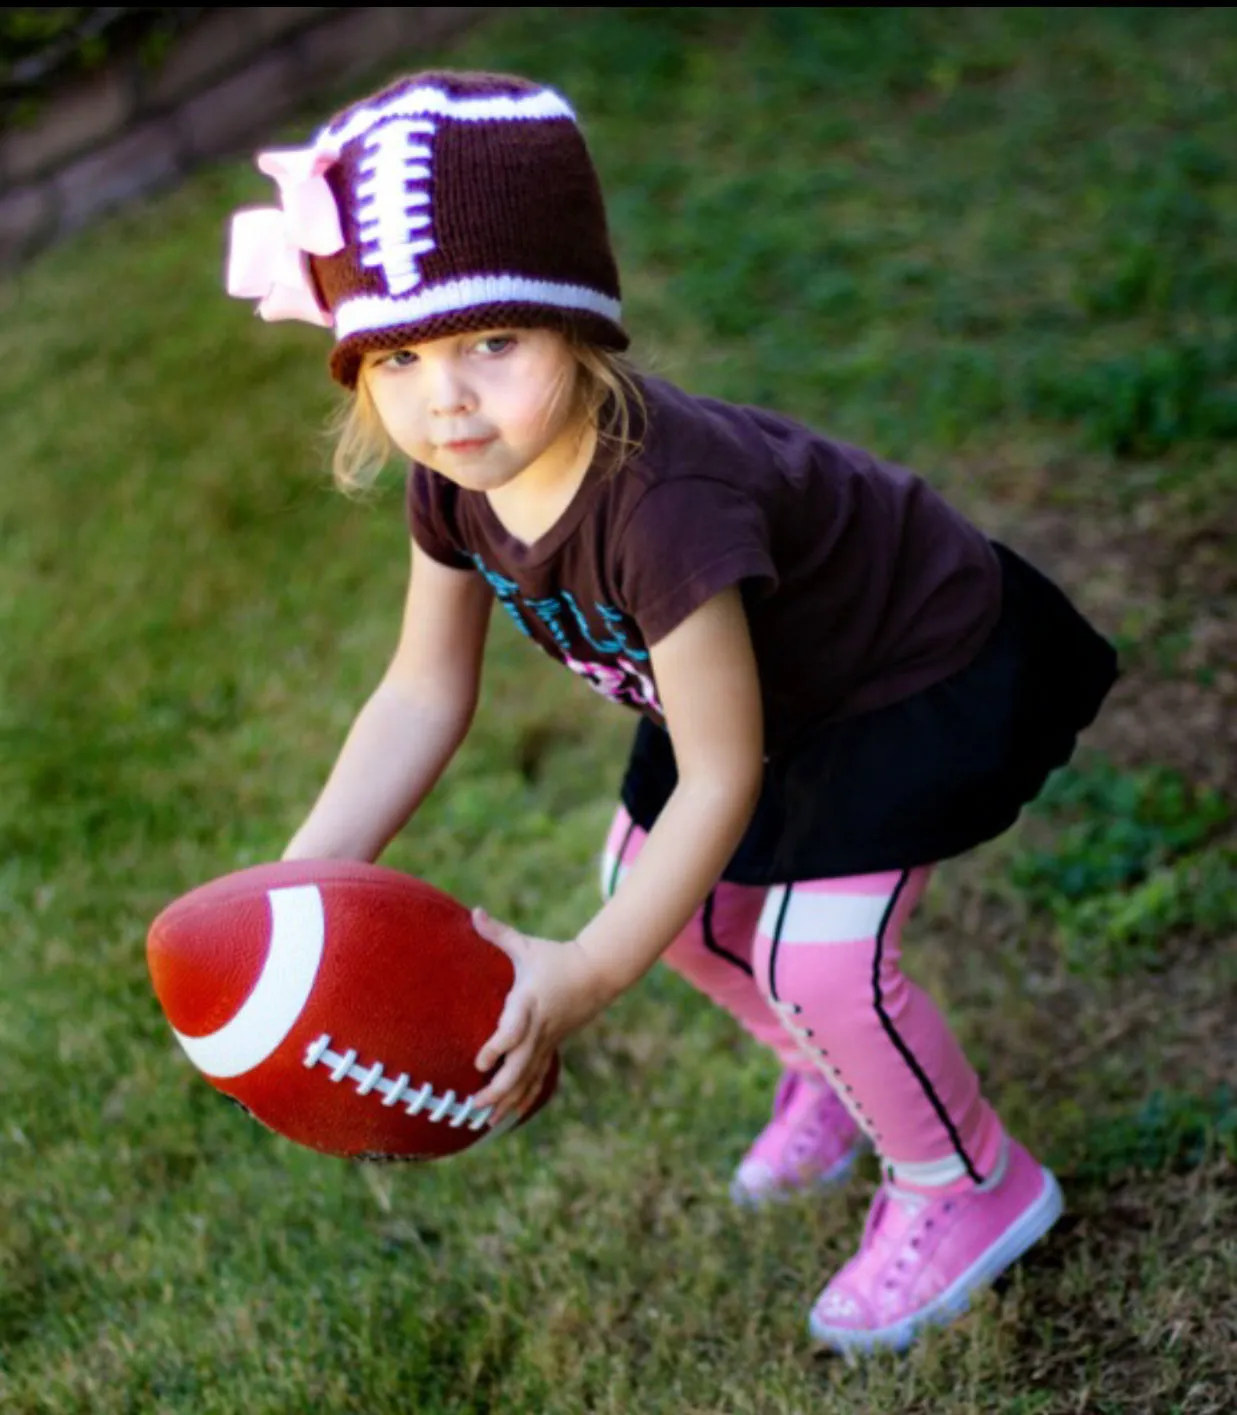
303, 1033, 492, 1130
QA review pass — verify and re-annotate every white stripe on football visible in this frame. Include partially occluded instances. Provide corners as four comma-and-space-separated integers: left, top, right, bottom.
172, 885, 325, 1079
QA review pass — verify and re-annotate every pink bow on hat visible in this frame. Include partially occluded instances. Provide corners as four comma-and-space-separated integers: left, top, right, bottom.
226, 144, 343, 327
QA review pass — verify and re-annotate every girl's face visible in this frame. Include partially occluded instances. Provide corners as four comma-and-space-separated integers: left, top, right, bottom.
361, 328, 587, 495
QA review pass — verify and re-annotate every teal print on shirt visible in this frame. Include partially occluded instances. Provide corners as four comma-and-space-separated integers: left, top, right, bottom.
469, 553, 650, 661
469, 553, 661, 714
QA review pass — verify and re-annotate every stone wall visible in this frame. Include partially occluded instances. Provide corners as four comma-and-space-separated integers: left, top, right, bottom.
0, 6, 487, 267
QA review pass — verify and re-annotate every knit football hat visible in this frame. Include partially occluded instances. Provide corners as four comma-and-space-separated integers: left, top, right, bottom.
226, 70, 628, 388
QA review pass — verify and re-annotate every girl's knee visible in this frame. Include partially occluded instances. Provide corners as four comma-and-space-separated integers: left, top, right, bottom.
600, 805, 765, 983
750, 876, 921, 1022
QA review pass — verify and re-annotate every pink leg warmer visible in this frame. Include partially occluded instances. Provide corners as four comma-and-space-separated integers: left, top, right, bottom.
751, 869, 1006, 1193
600, 807, 809, 1072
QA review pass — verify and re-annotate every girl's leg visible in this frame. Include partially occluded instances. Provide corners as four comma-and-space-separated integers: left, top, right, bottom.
753, 868, 1003, 1185
751, 869, 1062, 1353
600, 806, 865, 1202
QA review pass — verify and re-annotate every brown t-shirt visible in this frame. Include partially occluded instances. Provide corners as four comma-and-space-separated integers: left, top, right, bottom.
407, 375, 1001, 757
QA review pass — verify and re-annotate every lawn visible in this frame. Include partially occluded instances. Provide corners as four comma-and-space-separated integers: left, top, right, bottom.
1, 8, 1235, 1412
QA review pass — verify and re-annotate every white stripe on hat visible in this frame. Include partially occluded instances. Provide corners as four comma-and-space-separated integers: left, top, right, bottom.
326, 86, 576, 150
333, 275, 623, 341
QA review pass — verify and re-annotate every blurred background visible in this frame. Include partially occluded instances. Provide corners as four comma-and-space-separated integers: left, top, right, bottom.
1, 8, 1235, 1412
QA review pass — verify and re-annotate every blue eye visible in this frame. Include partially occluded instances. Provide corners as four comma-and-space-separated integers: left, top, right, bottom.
382, 348, 418, 369
477, 334, 515, 355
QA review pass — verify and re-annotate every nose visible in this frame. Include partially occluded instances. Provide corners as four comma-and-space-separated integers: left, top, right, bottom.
426, 358, 475, 417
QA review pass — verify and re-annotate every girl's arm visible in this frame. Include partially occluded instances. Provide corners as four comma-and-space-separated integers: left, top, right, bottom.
472, 586, 765, 1121
283, 541, 493, 862
575, 586, 765, 990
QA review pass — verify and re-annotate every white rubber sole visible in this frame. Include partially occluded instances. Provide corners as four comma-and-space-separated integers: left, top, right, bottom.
808, 1167, 1065, 1355
730, 1136, 871, 1210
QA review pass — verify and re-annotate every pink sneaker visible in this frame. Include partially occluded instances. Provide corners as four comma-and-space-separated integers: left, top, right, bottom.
809, 1137, 1063, 1354
731, 1070, 868, 1208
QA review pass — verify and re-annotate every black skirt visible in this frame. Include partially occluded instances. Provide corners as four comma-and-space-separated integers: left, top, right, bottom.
619, 542, 1119, 885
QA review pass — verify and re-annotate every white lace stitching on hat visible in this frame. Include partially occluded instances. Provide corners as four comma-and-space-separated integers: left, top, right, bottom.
303, 1032, 492, 1130
355, 118, 438, 296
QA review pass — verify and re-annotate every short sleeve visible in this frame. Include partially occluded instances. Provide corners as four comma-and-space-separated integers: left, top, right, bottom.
405, 464, 472, 570
615, 478, 778, 645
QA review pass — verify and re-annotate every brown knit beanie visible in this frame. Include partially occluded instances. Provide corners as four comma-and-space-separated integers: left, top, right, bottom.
227, 70, 628, 388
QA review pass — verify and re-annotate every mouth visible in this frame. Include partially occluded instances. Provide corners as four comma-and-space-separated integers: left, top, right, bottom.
440, 436, 495, 455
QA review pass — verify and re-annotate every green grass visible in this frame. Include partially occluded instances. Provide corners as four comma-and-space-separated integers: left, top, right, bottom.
3, 7, 1237, 1411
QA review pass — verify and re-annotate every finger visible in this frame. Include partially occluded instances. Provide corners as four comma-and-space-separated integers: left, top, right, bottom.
473, 1038, 537, 1115
475, 993, 532, 1073
471, 907, 521, 955
487, 1052, 551, 1127
474, 1031, 547, 1114
512, 1061, 552, 1118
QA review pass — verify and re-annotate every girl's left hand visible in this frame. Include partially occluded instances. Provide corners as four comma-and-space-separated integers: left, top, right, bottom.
470, 908, 614, 1127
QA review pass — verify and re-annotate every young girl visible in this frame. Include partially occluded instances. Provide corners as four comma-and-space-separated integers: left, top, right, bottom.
227, 69, 1117, 1355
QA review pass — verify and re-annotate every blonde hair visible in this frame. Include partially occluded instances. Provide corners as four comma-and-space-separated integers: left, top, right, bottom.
329, 335, 645, 494
570, 337, 646, 479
